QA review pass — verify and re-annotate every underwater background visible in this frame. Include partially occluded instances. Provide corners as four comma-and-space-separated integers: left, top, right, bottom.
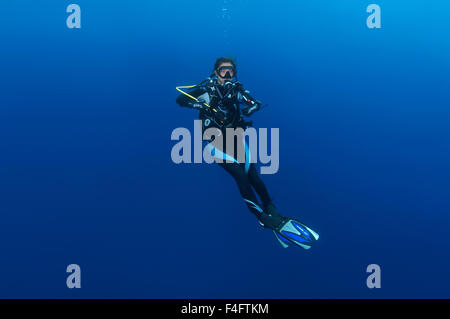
1, 0, 449, 298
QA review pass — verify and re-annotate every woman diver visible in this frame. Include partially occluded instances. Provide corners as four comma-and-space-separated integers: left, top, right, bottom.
175, 57, 319, 249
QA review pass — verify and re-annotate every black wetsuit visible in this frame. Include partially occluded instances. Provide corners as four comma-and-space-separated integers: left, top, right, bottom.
176, 78, 272, 218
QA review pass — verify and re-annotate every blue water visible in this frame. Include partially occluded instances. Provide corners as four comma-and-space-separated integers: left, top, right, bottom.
1, 0, 449, 298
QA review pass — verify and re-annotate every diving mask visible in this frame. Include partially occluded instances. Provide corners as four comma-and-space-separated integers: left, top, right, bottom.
217, 66, 235, 79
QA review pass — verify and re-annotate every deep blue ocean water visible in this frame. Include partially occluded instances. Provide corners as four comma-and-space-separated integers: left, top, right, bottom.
1, 0, 449, 298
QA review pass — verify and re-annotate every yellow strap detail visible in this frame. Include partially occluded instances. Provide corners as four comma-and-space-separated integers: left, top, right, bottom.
175, 85, 216, 112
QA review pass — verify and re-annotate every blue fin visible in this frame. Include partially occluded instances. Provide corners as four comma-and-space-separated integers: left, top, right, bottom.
273, 230, 290, 248
277, 219, 319, 250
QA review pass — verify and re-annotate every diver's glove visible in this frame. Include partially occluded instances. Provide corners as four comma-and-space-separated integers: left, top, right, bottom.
191, 102, 207, 110
233, 81, 244, 90
242, 100, 262, 116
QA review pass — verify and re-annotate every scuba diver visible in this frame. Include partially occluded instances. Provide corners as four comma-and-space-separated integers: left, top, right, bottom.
175, 57, 319, 249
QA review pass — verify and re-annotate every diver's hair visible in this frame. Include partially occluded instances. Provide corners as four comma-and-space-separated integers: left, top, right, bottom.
214, 57, 237, 71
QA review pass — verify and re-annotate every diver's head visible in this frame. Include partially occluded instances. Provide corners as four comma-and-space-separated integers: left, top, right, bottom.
213, 57, 236, 85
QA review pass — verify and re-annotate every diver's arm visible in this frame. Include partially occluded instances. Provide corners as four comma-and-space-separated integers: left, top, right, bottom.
236, 83, 262, 116
176, 87, 208, 110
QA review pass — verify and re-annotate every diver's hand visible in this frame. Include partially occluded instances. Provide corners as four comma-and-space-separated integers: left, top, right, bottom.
192, 102, 207, 110
242, 100, 262, 116
213, 109, 227, 122
234, 81, 243, 89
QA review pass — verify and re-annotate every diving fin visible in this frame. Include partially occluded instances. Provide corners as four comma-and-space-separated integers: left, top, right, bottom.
253, 201, 319, 249
273, 230, 290, 248
275, 219, 319, 250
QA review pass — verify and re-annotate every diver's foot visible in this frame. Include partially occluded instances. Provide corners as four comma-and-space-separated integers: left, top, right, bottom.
264, 202, 282, 217
257, 209, 287, 230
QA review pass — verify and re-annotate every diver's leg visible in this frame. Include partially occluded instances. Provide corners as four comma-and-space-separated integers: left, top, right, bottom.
247, 163, 272, 209
218, 162, 264, 218
246, 163, 288, 228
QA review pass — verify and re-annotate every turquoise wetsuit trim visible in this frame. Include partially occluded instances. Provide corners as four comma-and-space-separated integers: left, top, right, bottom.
207, 137, 251, 173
